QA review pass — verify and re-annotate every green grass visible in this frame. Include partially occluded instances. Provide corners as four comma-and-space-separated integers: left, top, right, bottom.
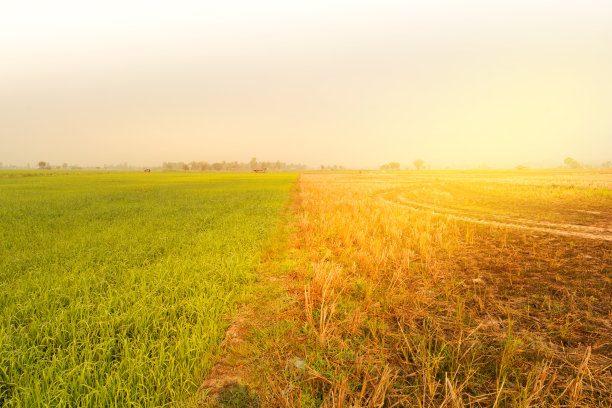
0, 171, 297, 407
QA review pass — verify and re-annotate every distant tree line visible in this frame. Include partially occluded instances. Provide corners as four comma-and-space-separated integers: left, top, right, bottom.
561, 157, 612, 169
161, 158, 307, 171
20, 157, 612, 172
379, 162, 400, 171
320, 164, 346, 171
37, 161, 82, 170
379, 159, 425, 171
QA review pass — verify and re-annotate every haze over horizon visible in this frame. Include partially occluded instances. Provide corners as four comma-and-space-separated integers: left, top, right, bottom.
1, 1, 611, 169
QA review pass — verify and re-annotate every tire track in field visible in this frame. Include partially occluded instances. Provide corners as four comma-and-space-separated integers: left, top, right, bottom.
378, 191, 612, 242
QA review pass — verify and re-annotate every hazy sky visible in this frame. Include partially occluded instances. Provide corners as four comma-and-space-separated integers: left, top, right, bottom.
1, 0, 611, 168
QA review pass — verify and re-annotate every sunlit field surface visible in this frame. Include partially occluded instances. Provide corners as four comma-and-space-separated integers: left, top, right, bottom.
0, 171, 296, 407
254, 170, 611, 407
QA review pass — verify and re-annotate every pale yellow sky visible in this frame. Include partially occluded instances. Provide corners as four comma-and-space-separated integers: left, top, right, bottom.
1, 0, 611, 168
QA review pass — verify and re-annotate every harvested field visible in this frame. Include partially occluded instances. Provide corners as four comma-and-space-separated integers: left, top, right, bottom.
228, 170, 611, 407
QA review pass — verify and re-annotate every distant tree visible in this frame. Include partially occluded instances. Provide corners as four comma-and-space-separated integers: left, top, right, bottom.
62, 163, 68, 169
413, 159, 424, 170
602, 161, 611, 168
182, 163, 189, 171
249, 157, 258, 170
515, 164, 528, 170
389, 162, 400, 170
563, 157, 580, 169
38, 161, 47, 169
212, 162, 222, 171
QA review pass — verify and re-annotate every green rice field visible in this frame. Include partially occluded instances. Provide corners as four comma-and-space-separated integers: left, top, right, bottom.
0, 171, 296, 407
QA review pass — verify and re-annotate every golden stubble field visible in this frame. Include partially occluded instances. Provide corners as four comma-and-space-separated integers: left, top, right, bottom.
229, 170, 611, 407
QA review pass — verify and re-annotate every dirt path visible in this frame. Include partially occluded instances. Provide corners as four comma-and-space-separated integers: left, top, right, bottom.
196, 202, 300, 407
379, 192, 612, 242
197, 311, 253, 403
